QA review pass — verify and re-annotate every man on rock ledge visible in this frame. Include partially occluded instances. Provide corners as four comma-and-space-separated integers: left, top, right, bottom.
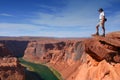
93, 8, 107, 37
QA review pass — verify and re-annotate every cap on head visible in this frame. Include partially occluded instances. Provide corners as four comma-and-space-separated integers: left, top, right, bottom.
98, 8, 104, 12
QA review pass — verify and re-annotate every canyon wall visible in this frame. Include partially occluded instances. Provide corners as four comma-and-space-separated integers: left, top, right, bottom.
0, 31, 120, 80
75, 32, 120, 80
0, 57, 25, 80
0, 43, 12, 57
0, 40, 28, 57
23, 40, 82, 80
23, 31, 120, 80
0, 43, 25, 80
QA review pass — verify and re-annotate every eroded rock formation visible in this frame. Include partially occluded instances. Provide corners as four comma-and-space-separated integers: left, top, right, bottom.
84, 34, 120, 62
23, 40, 83, 80
0, 40, 28, 57
23, 41, 77, 63
0, 43, 25, 80
23, 31, 120, 80
0, 57, 25, 80
75, 32, 120, 80
0, 43, 12, 57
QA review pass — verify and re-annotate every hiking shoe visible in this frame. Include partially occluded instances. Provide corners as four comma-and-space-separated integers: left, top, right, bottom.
101, 34, 105, 37
92, 33, 99, 36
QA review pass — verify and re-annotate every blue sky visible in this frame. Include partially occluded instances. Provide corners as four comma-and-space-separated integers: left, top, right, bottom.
0, 0, 120, 37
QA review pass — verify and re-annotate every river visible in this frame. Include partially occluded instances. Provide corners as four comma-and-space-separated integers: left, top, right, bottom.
19, 58, 62, 80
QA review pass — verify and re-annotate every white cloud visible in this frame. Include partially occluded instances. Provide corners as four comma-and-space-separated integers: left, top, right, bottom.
39, 5, 60, 13
0, 23, 93, 37
29, 0, 120, 36
31, 9, 97, 27
0, 13, 14, 17
30, 0, 113, 27
0, 0, 119, 37
0, 23, 46, 36
27, 30, 92, 37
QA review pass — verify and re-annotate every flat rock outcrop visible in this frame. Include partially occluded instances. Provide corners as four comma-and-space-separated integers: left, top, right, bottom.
106, 31, 120, 39
84, 33, 120, 62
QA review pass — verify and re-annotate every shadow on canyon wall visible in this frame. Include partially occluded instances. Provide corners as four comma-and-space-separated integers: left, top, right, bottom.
0, 40, 29, 57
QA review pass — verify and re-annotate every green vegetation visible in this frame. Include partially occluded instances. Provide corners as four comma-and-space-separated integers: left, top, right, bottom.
19, 58, 62, 80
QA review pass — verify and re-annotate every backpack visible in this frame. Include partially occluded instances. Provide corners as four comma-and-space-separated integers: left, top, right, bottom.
105, 17, 107, 21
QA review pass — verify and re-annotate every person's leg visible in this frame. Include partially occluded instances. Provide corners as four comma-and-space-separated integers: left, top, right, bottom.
101, 22, 105, 36
96, 24, 99, 35
92, 22, 100, 36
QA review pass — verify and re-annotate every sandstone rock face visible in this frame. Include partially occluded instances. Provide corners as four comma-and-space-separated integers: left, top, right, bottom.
0, 57, 25, 80
0, 43, 25, 80
23, 40, 84, 79
0, 40, 28, 57
106, 31, 120, 39
24, 41, 75, 63
0, 43, 12, 57
84, 34, 120, 62
75, 32, 120, 80
75, 54, 120, 80
23, 31, 120, 80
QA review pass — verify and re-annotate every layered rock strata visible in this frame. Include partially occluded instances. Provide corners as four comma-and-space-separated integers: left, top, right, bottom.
23, 32, 120, 80
0, 43, 25, 80
0, 57, 25, 80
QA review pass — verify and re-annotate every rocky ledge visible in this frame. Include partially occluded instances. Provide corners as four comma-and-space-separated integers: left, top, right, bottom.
75, 31, 120, 80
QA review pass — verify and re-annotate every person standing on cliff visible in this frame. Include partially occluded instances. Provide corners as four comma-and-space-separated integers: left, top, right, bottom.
93, 8, 107, 37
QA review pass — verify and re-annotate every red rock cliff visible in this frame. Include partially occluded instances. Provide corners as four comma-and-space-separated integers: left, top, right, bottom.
75, 32, 120, 80
0, 43, 25, 80
23, 31, 120, 80
0, 43, 12, 57
23, 40, 82, 79
0, 40, 28, 57
0, 57, 25, 80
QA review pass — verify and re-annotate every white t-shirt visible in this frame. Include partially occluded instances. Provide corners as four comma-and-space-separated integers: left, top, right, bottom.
99, 11, 105, 20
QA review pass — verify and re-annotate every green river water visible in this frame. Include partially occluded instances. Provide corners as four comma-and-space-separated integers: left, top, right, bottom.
19, 58, 62, 80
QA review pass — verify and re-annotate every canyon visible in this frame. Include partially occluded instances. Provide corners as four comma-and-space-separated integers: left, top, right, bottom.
0, 43, 25, 80
0, 31, 120, 80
